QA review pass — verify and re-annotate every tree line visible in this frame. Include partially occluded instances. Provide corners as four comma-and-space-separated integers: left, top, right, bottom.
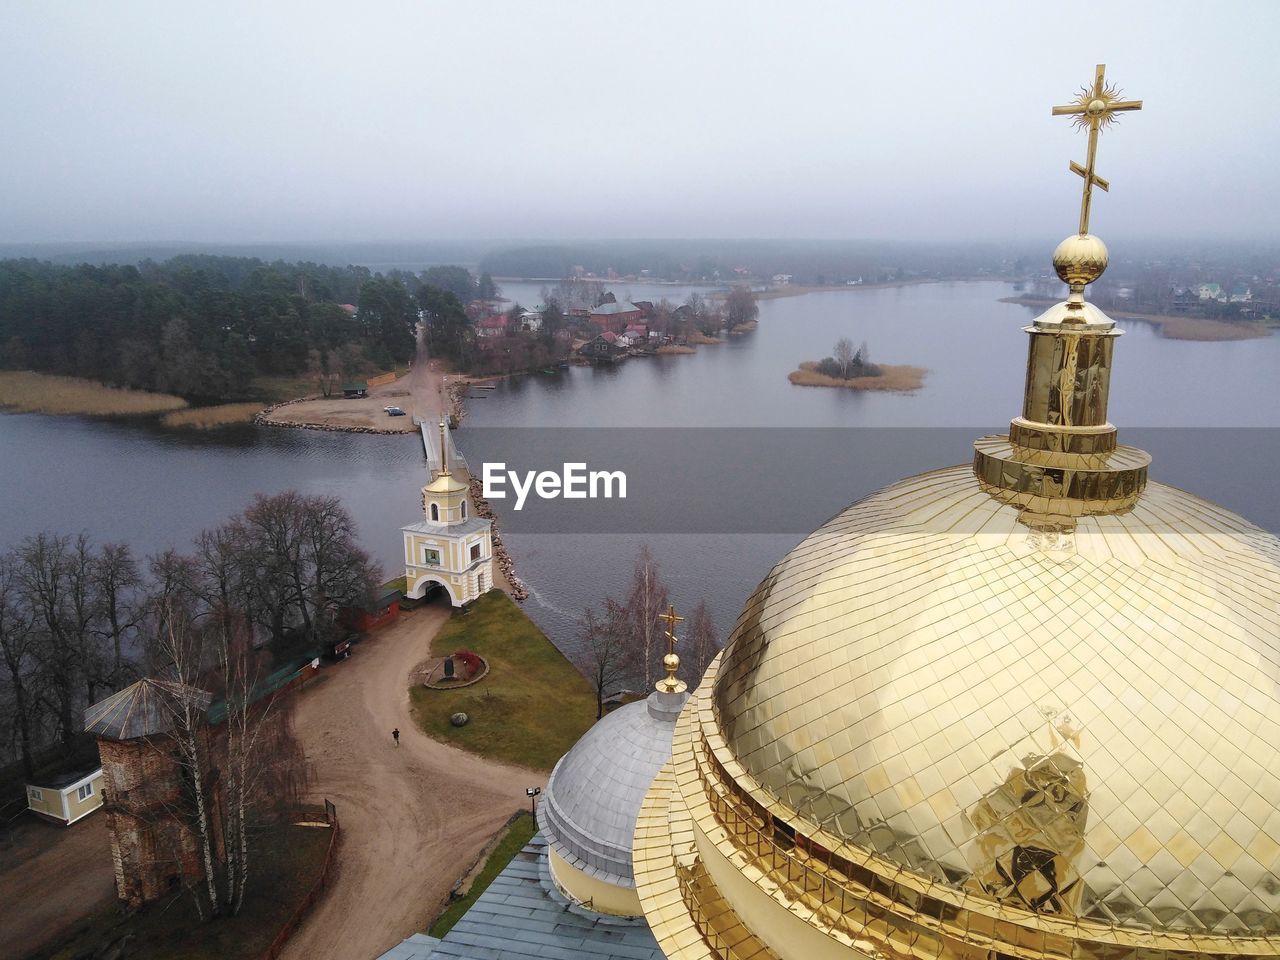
0, 491, 377, 779
574, 545, 722, 718
0, 256, 505, 402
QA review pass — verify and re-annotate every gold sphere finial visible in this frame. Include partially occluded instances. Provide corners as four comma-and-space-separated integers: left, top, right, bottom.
1052, 233, 1109, 287
656, 605, 687, 694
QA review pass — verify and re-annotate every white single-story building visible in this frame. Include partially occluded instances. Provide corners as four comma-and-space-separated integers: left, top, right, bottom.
27, 767, 105, 825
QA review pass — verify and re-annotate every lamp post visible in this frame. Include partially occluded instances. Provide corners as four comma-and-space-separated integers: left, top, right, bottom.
525, 786, 541, 816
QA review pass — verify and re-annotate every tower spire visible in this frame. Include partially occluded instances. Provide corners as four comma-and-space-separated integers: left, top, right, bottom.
436, 415, 450, 479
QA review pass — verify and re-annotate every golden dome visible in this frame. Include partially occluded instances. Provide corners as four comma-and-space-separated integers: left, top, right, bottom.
632, 66, 1280, 960
712, 466, 1280, 936
1053, 233, 1109, 286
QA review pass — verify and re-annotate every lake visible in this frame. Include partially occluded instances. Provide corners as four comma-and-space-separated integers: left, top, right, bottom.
3, 280, 1279, 663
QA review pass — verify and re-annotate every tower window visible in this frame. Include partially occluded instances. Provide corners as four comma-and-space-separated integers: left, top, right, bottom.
430, 503, 439, 521
461, 501, 467, 520
470, 543, 481, 562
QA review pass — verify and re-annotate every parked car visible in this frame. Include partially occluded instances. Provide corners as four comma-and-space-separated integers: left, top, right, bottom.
385, 406, 406, 417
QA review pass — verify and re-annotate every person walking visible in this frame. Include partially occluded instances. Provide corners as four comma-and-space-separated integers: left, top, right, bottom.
392, 727, 400, 747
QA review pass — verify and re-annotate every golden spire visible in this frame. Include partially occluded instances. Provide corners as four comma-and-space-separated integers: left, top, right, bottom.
1052, 64, 1143, 236
656, 605, 686, 695
435, 415, 449, 480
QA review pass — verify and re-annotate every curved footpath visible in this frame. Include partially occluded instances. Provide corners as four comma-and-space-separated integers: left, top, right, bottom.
280, 605, 537, 960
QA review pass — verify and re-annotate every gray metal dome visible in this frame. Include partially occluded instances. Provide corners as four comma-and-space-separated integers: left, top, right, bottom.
539, 688, 687, 888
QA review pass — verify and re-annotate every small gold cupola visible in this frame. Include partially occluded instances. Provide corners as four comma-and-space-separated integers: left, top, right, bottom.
973, 64, 1150, 520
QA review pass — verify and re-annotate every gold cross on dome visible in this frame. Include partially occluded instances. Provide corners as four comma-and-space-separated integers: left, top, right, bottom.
661, 605, 684, 656
1052, 64, 1142, 235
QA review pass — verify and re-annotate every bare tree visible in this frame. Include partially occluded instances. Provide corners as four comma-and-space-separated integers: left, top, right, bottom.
148, 612, 222, 917
724, 286, 759, 330
575, 599, 632, 720
685, 601, 721, 686
92, 543, 142, 691
834, 337, 856, 379
16, 533, 103, 748
238, 492, 377, 646
148, 606, 307, 919
626, 545, 669, 688
0, 551, 39, 776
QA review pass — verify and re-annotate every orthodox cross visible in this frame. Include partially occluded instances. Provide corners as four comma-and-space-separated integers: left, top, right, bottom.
657, 605, 686, 692
1052, 64, 1142, 235
661, 605, 684, 658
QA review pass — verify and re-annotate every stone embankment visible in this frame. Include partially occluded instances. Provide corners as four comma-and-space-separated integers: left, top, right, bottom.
468, 476, 529, 601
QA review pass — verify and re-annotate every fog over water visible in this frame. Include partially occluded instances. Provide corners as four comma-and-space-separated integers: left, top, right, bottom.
2, 1, 1277, 244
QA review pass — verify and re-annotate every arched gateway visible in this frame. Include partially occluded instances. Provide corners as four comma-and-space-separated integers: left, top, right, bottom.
400, 417, 494, 608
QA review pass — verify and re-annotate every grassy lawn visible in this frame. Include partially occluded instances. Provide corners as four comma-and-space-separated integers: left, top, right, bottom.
428, 812, 537, 939
409, 590, 596, 771
37, 823, 333, 960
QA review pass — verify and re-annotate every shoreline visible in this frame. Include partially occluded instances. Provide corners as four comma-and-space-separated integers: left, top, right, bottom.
998, 296, 1271, 341
748, 278, 937, 301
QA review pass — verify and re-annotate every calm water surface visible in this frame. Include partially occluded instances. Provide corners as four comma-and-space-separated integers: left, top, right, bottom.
4, 281, 1279, 661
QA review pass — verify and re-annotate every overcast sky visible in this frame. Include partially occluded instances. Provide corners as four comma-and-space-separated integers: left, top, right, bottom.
2, 1, 1276, 244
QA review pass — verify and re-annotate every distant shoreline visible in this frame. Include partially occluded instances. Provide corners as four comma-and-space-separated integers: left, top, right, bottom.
998, 296, 1271, 342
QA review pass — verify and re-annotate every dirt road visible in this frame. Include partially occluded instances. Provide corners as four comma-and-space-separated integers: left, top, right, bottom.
263, 333, 460, 433
0, 814, 115, 958
280, 604, 536, 960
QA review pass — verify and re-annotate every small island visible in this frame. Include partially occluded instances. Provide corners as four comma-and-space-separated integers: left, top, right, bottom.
788, 338, 926, 392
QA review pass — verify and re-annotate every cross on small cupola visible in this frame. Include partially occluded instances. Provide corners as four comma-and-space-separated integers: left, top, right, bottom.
656, 605, 687, 694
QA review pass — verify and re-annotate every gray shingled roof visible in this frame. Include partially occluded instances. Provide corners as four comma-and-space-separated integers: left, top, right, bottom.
537, 689, 686, 888
376, 835, 663, 960
83, 678, 213, 740
589, 301, 641, 315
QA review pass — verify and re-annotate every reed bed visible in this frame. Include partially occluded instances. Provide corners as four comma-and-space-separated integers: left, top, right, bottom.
788, 361, 926, 392
0, 371, 187, 416
162, 402, 265, 429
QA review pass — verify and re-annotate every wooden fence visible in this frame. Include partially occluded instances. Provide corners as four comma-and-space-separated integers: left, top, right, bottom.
262, 801, 341, 960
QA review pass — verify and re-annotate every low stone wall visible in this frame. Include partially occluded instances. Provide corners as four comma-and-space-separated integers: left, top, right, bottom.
467, 477, 528, 601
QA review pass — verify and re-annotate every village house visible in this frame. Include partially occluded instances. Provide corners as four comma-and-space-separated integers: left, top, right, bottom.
1198, 282, 1225, 301
619, 323, 649, 347
476, 315, 508, 338
1170, 286, 1197, 312
577, 331, 627, 362
517, 309, 543, 333
1230, 284, 1252, 303
588, 300, 642, 333
26, 767, 105, 825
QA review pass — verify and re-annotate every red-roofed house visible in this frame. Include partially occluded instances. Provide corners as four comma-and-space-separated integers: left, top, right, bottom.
476, 315, 509, 338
